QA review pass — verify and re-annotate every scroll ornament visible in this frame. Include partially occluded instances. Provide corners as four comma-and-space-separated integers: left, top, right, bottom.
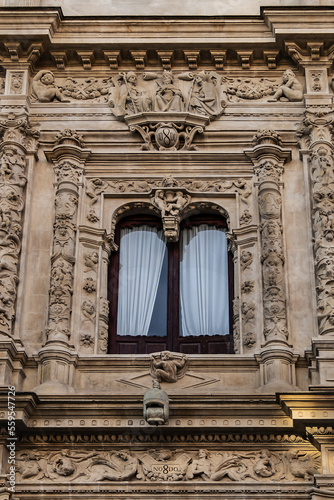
16, 448, 320, 483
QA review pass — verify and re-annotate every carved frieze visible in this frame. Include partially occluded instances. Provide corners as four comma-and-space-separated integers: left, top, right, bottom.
30, 70, 303, 105
92, 175, 251, 229
15, 448, 321, 483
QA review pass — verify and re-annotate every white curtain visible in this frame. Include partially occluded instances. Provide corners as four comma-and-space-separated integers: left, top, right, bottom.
117, 225, 166, 336
180, 224, 229, 336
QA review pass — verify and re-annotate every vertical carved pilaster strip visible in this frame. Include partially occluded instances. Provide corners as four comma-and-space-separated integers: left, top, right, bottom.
256, 159, 288, 346
245, 131, 299, 391
299, 109, 334, 338
35, 130, 90, 393
298, 108, 334, 389
0, 115, 39, 340
46, 159, 83, 345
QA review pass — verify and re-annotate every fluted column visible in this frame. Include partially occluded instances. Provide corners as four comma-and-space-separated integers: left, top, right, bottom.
35, 130, 90, 393
245, 130, 298, 391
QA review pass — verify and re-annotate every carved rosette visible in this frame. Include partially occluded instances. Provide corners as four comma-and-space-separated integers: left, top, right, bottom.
245, 131, 291, 346
299, 110, 334, 336
0, 114, 39, 338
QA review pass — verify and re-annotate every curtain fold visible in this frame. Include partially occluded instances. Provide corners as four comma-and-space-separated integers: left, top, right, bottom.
117, 225, 166, 336
180, 224, 229, 336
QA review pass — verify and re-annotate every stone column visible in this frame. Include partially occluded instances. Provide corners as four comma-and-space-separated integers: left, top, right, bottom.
245, 130, 298, 391
0, 114, 39, 388
299, 109, 334, 389
35, 130, 90, 393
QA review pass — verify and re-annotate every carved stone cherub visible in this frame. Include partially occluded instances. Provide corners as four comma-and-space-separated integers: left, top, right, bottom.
32, 70, 69, 103
151, 351, 188, 383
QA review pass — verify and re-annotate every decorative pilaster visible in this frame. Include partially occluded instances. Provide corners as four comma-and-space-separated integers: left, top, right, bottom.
299, 109, 334, 389
245, 131, 298, 391
35, 130, 90, 393
0, 113, 39, 387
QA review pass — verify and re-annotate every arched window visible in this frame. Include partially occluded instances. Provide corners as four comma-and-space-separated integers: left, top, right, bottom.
108, 213, 234, 354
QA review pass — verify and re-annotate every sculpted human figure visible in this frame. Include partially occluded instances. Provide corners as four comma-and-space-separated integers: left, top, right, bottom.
268, 69, 303, 102
153, 71, 184, 112
152, 351, 187, 383
186, 449, 212, 481
110, 71, 150, 117
32, 70, 69, 102
89, 450, 138, 481
188, 71, 224, 117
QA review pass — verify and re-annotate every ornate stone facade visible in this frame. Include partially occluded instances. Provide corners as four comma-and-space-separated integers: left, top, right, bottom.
0, 3, 333, 500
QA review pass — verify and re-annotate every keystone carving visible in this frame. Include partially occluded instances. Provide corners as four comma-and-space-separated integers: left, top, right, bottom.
150, 188, 191, 242
150, 351, 188, 383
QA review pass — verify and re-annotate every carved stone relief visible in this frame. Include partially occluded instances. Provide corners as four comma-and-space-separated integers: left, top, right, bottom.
0, 117, 39, 338
30, 70, 303, 105
267, 69, 303, 102
298, 109, 334, 335
150, 351, 188, 383
150, 188, 191, 241
99, 175, 251, 227
9, 71, 24, 94
46, 159, 84, 344
15, 447, 321, 483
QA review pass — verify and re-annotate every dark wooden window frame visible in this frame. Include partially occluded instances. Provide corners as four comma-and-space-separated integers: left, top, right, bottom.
108, 214, 234, 354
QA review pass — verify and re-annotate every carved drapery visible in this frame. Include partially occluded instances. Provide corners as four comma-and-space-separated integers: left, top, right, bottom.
298, 109, 334, 337
0, 115, 39, 339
